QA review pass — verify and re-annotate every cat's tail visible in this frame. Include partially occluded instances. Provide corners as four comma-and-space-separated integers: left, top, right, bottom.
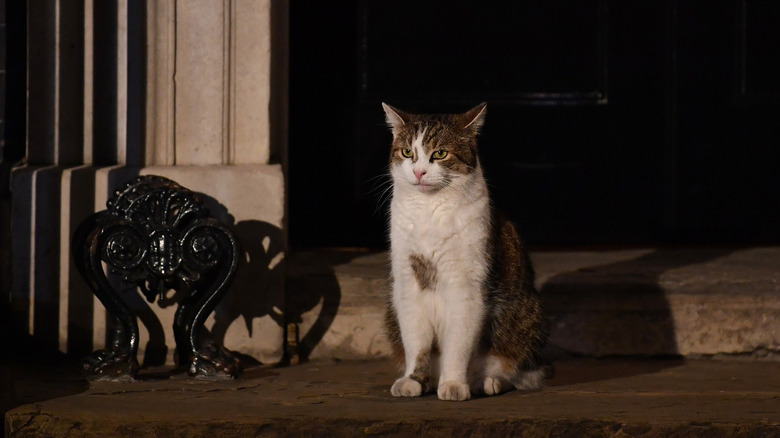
511, 362, 553, 391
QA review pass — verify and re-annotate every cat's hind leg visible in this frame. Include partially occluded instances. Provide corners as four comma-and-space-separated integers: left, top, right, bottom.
471, 354, 546, 396
470, 355, 514, 396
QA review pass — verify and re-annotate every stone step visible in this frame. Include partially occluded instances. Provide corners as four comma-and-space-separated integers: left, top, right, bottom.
286, 247, 780, 361
6, 358, 780, 437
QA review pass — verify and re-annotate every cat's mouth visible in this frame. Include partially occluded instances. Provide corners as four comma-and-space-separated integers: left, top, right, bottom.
414, 182, 437, 192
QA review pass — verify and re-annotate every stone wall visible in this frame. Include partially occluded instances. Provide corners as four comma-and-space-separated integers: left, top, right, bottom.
9, 0, 288, 367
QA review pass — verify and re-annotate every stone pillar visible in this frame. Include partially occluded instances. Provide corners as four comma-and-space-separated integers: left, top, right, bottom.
147, 0, 278, 167
11, 0, 287, 366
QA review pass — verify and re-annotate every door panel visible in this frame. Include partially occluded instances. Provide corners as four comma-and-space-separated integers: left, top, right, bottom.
289, 0, 780, 247
356, 1, 670, 245
676, 0, 780, 242
359, 1, 606, 103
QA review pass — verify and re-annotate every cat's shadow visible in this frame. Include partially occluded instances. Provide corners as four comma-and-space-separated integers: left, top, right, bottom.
544, 357, 685, 387
539, 248, 735, 386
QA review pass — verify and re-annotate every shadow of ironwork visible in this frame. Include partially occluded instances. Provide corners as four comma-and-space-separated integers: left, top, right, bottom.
209, 219, 286, 366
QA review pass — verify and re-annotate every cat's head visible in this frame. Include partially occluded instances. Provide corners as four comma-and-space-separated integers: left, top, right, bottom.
382, 103, 487, 193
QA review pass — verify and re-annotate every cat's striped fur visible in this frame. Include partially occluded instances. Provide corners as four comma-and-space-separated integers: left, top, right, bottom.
383, 103, 548, 401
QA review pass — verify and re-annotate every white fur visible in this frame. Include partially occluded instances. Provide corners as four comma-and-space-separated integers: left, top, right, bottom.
390, 376, 422, 397
389, 138, 491, 401
466, 354, 543, 395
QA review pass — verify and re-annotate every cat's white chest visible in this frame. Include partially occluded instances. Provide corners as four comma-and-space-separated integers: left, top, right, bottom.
390, 179, 490, 286
392, 193, 480, 247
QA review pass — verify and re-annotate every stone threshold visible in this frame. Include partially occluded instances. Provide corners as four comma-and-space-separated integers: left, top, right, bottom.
286, 246, 780, 361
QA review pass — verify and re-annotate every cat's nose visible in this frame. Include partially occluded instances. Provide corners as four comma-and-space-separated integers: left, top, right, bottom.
414, 169, 426, 182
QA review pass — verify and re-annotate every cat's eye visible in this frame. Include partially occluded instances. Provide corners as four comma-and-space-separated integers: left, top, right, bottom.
432, 150, 448, 160
401, 148, 413, 158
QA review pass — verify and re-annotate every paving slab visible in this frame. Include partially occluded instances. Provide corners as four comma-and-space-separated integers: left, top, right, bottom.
6, 358, 780, 437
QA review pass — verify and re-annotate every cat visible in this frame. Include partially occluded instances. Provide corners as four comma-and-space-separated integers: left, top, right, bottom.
382, 102, 548, 401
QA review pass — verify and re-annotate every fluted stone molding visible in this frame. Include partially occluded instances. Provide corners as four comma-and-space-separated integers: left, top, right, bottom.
147, 0, 273, 166
11, 0, 287, 366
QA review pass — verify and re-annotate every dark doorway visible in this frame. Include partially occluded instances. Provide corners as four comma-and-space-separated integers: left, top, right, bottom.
289, 0, 780, 248
2, 0, 27, 168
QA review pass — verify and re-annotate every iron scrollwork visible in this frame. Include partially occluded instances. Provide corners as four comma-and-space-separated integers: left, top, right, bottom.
72, 175, 242, 380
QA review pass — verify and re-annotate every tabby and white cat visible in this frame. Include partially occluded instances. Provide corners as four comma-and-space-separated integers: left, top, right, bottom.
382, 103, 548, 401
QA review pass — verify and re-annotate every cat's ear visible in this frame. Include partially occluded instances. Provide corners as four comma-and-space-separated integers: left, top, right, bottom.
382, 103, 409, 131
461, 102, 487, 133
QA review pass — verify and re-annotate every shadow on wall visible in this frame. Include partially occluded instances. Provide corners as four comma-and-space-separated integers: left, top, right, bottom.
8, 166, 143, 363
282, 251, 368, 362
59, 184, 296, 369
210, 219, 286, 365
541, 248, 736, 359
51, 177, 344, 369
142, 194, 291, 367
204, 200, 350, 364
174, 194, 347, 366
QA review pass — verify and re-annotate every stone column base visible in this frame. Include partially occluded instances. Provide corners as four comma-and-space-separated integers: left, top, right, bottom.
11, 164, 285, 367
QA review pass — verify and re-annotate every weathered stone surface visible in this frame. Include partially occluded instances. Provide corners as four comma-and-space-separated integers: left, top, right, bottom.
8, 0, 287, 381
538, 248, 780, 357
146, 0, 278, 166
139, 165, 286, 364
287, 250, 390, 361
5, 358, 780, 437
291, 248, 780, 360
27, 165, 287, 369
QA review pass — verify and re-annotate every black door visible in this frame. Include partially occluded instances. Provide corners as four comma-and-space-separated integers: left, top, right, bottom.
676, 0, 780, 242
290, 0, 780, 248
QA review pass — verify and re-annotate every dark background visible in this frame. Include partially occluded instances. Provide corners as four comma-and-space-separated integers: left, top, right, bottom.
289, 0, 780, 249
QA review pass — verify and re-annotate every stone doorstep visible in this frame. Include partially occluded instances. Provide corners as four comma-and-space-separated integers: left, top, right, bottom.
5, 358, 780, 437
286, 247, 780, 361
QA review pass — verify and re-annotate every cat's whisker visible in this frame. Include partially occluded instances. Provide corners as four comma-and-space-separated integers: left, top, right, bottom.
364, 171, 390, 185
373, 183, 395, 214
363, 171, 392, 195
365, 179, 392, 197
381, 102, 547, 402
362, 168, 396, 215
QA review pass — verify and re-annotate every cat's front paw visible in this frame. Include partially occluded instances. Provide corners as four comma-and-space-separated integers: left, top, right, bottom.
438, 380, 471, 401
391, 376, 423, 397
